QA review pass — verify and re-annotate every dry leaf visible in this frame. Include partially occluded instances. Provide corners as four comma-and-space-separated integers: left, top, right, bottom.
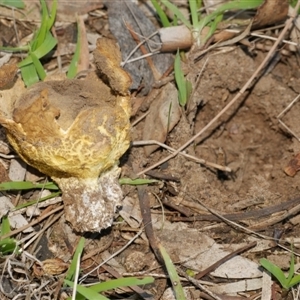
284, 153, 300, 177
142, 83, 181, 156
33, 258, 69, 276
156, 222, 262, 279
253, 0, 289, 28
42, 258, 69, 275
0, 64, 18, 89
210, 278, 262, 294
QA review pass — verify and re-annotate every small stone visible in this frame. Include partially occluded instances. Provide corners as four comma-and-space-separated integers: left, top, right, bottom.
124, 251, 147, 272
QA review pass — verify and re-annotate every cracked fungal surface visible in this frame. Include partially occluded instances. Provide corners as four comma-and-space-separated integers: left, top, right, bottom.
0, 38, 132, 232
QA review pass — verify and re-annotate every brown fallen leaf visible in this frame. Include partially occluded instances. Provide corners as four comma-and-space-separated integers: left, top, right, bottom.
143, 83, 181, 156
284, 153, 300, 177
0, 64, 18, 89
33, 258, 69, 276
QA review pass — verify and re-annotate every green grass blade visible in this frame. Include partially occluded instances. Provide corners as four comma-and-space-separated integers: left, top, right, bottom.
159, 243, 186, 299
14, 191, 61, 210
0, 45, 28, 52
189, 0, 199, 28
0, 0, 25, 8
119, 178, 158, 185
64, 280, 109, 300
87, 277, 154, 293
172, 14, 178, 26
30, 52, 46, 80
31, 0, 49, 50
260, 258, 289, 290
204, 13, 223, 43
196, 0, 263, 32
287, 251, 295, 284
197, 0, 202, 8
17, 55, 33, 67
0, 238, 19, 255
161, 0, 191, 28
67, 18, 81, 79
0, 217, 18, 255
174, 50, 187, 106
186, 79, 192, 103
1, 216, 10, 235
0, 181, 59, 191
20, 63, 39, 87
64, 237, 85, 283
18, 32, 57, 68
150, 0, 170, 27
65, 277, 154, 300
288, 274, 300, 288
34, 30, 57, 58
47, 0, 57, 30
5, 0, 57, 86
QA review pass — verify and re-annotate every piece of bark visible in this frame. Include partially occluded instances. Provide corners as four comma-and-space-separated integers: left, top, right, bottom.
106, 1, 173, 95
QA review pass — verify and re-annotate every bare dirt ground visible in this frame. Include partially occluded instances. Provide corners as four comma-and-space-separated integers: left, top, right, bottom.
1, 1, 300, 299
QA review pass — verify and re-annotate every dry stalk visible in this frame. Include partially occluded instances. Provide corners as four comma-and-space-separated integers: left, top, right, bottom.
22, 211, 64, 251
277, 94, 300, 141
133, 140, 231, 172
8, 197, 62, 217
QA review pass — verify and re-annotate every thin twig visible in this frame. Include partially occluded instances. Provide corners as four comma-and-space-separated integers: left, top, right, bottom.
121, 30, 159, 67
125, 21, 161, 80
277, 94, 300, 141
131, 111, 149, 127
177, 267, 222, 300
79, 227, 144, 282
193, 197, 300, 256
133, 140, 231, 172
22, 211, 64, 250
194, 241, 257, 280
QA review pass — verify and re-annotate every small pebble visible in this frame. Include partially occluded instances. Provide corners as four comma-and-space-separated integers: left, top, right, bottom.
26, 206, 41, 217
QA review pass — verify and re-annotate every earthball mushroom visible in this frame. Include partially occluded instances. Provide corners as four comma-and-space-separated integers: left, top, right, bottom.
0, 38, 132, 232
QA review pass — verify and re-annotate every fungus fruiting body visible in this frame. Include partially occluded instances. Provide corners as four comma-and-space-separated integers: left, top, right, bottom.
0, 38, 132, 232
